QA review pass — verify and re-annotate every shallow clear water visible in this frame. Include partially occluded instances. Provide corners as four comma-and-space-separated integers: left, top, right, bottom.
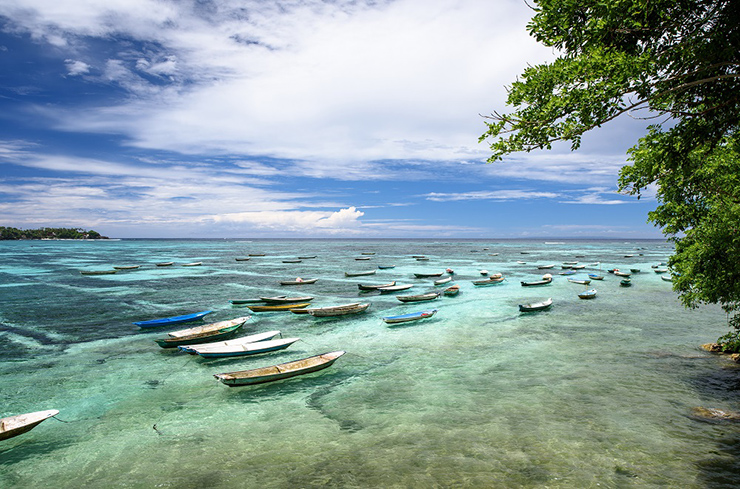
1, 239, 739, 488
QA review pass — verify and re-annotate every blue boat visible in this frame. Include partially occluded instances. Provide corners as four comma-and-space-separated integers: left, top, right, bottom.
134, 310, 212, 328
383, 309, 437, 324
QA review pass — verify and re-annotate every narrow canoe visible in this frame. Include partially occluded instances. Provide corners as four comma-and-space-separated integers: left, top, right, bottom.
568, 278, 591, 285
344, 270, 376, 277
113, 265, 140, 270
355, 257, 372, 260
248, 303, 310, 312
298, 255, 317, 259
443, 284, 460, 296
0, 409, 60, 441
134, 310, 212, 328
358, 281, 396, 291
155, 322, 244, 348
414, 272, 443, 278
235, 257, 250, 261
308, 302, 370, 317
259, 295, 314, 303
361, 252, 376, 255
156, 262, 174, 266
521, 275, 553, 287
230, 298, 264, 304
578, 289, 597, 299
473, 277, 505, 286
180, 330, 281, 354
167, 316, 250, 338
249, 253, 266, 256
378, 265, 396, 269
282, 259, 302, 263
396, 292, 440, 303
519, 297, 553, 312
280, 278, 319, 285
182, 262, 202, 267
434, 276, 453, 285
383, 309, 437, 324
197, 337, 300, 358
214, 351, 346, 387
80, 270, 117, 275
378, 284, 414, 294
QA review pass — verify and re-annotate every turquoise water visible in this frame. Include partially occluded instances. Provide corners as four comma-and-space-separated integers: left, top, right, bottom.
1, 239, 739, 488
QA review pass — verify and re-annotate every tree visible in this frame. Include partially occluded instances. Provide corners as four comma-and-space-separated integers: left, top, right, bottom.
480, 0, 740, 350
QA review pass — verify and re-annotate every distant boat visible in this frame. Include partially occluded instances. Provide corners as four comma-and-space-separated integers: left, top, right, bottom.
588, 273, 604, 280
378, 265, 396, 269
519, 298, 553, 312
578, 289, 597, 299
230, 298, 264, 304
282, 259, 302, 263
473, 277, 505, 286
620, 278, 632, 287
113, 265, 140, 270
416, 257, 430, 261
235, 257, 250, 261
280, 278, 319, 285
180, 330, 281, 354
214, 351, 345, 387
0, 409, 59, 441
182, 262, 202, 267
537, 264, 555, 269
630, 268, 641, 273
134, 310, 212, 328
154, 321, 245, 349
654, 268, 669, 273
567, 278, 591, 285
443, 284, 460, 296
344, 270, 376, 277
559, 270, 576, 276
614, 271, 631, 277
479, 270, 489, 276
361, 252, 376, 255
80, 269, 117, 275
445, 268, 454, 274
307, 302, 370, 317
248, 303, 311, 312
298, 255, 317, 259
383, 309, 437, 324
517, 261, 527, 264
260, 295, 314, 303
521, 274, 553, 287
358, 281, 396, 291
571, 264, 586, 270
378, 284, 414, 294
248, 253, 266, 257
411, 255, 426, 259
355, 257, 372, 261
661, 275, 673, 282
414, 272, 443, 278
434, 276, 453, 285
397, 292, 440, 303
156, 262, 174, 267
196, 337, 300, 358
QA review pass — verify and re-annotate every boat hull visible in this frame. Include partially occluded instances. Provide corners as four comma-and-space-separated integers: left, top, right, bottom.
198, 338, 299, 358
0, 410, 59, 441
215, 351, 345, 386
383, 309, 437, 324
134, 310, 212, 328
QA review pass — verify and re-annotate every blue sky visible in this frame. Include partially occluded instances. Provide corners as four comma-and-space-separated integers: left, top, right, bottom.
0, 0, 662, 239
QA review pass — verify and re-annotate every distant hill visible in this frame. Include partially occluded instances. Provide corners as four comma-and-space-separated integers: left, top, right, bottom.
0, 227, 109, 240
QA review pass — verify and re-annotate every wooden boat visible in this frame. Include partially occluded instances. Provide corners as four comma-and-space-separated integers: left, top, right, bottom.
361, 252, 376, 255
473, 277, 505, 286
290, 308, 311, 314
567, 278, 591, 285
248, 303, 310, 312
307, 302, 370, 317
260, 295, 314, 303
80, 269, 116, 275
378, 284, 414, 294
620, 279, 632, 287
344, 270, 376, 277
156, 262, 174, 266
282, 259, 302, 263
0, 409, 59, 441
355, 256, 372, 261
416, 257, 430, 261
134, 310, 212, 328
517, 261, 527, 264
248, 253, 266, 257
434, 276, 453, 285
358, 281, 396, 291
182, 262, 202, 267
630, 268, 641, 273
396, 292, 440, 303
298, 255, 317, 259
414, 272, 443, 278
378, 265, 396, 269
588, 274, 604, 280
230, 298, 264, 304
214, 351, 346, 387
661, 275, 673, 282
155, 322, 244, 348
411, 255, 426, 258
443, 284, 460, 296
614, 271, 631, 277
537, 264, 555, 269
521, 274, 553, 287
235, 257, 250, 261
167, 316, 250, 338
113, 265, 140, 270
180, 330, 280, 354
196, 337, 300, 358
578, 289, 597, 299
280, 278, 318, 285
383, 309, 437, 324
519, 297, 553, 312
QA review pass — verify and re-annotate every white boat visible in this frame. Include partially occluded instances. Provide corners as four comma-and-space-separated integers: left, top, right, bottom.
434, 276, 453, 285
196, 337, 300, 358
167, 316, 251, 338
519, 297, 553, 312
0, 409, 59, 441
378, 284, 414, 294
383, 309, 437, 324
182, 262, 202, 267
180, 330, 281, 354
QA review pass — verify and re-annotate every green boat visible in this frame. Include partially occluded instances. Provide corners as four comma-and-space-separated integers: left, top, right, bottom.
154, 322, 244, 349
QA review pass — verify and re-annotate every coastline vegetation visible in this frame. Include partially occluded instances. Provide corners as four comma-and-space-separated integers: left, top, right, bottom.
0, 226, 108, 240
481, 0, 740, 352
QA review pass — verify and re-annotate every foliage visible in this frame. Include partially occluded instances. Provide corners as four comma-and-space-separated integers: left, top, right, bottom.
480, 0, 740, 350
0, 227, 107, 240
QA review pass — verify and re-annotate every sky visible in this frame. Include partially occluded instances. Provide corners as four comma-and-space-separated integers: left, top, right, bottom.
0, 0, 664, 239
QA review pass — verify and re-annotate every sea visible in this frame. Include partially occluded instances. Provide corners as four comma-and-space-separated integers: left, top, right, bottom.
1, 239, 739, 488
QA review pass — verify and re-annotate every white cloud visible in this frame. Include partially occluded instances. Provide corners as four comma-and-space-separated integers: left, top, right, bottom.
64, 59, 90, 76
424, 189, 560, 202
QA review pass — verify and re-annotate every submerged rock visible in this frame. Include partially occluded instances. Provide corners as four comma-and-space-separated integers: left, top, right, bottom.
691, 407, 740, 421
701, 343, 723, 353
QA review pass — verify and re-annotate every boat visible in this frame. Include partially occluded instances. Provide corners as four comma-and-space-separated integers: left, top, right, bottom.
196, 337, 300, 358
214, 351, 346, 387
298, 255, 317, 259
180, 330, 281, 354
537, 264, 555, 269
378, 265, 396, 269
156, 262, 174, 266
358, 281, 396, 291
416, 257, 430, 261
361, 252, 376, 255
134, 310, 212, 328
559, 270, 576, 276
578, 289, 597, 299
383, 309, 437, 324
182, 262, 202, 267
567, 278, 591, 285
248, 253, 266, 257
521, 274, 553, 287
630, 268, 641, 273
396, 292, 440, 303
661, 275, 673, 282
282, 259, 302, 263
344, 270, 376, 277
434, 276, 453, 285
473, 277, 505, 286
290, 308, 311, 315
519, 298, 553, 312
80, 269, 116, 275
614, 271, 631, 277
235, 257, 250, 261
154, 322, 244, 348
355, 257, 372, 261
479, 270, 489, 276
280, 278, 319, 285
167, 316, 250, 338
307, 302, 370, 317
378, 284, 414, 294
411, 255, 426, 258
445, 268, 454, 274
443, 284, 460, 296
414, 272, 443, 278
260, 295, 314, 303
248, 303, 311, 312
113, 265, 140, 270
230, 298, 264, 304
571, 264, 586, 270
588, 274, 604, 280
563, 261, 578, 266
620, 279, 632, 287
0, 409, 60, 441
654, 268, 669, 273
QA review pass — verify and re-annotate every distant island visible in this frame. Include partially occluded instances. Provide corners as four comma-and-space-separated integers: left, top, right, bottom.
0, 227, 109, 240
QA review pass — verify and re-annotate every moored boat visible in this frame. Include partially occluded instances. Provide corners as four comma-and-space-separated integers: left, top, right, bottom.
519, 297, 553, 312
230, 298, 264, 304
473, 277, 505, 286
521, 274, 553, 287
307, 302, 370, 317
134, 310, 212, 328
156, 262, 174, 266
414, 272, 443, 278
537, 264, 555, 269
113, 265, 140, 270
0, 409, 60, 441
578, 289, 597, 299
248, 303, 311, 312
355, 256, 372, 261
180, 330, 281, 354
235, 257, 250, 261
661, 275, 673, 282
80, 269, 116, 275
282, 259, 302, 263
196, 337, 300, 358
614, 271, 631, 277
214, 351, 346, 387
396, 292, 440, 303
567, 278, 591, 285
260, 295, 314, 303
378, 283, 414, 294
344, 270, 376, 277
154, 322, 244, 348
182, 262, 202, 267
383, 309, 437, 324
443, 284, 460, 296
620, 278, 632, 287
280, 278, 319, 285
167, 316, 250, 338
378, 265, 396, 269
434, 276, 453, 285
298, 255, 317, 259
358, 281, 396, 291
588, 273, 604, 280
